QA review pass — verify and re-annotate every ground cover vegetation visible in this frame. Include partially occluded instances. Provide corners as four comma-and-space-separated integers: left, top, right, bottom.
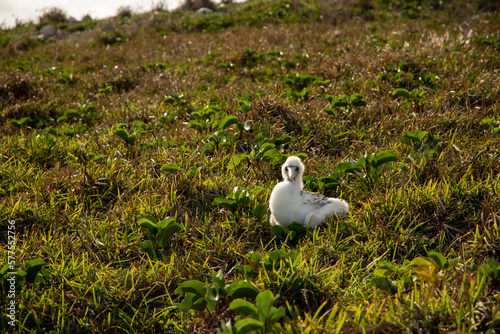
1, 0, 500, 332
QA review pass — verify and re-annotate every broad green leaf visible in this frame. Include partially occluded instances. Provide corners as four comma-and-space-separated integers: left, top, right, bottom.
337, 162, 357, 173
410, 257, 436, 282
143, 215, 158, 224
156, 218, 176, 229
24, 258, 45, 283
138, 218, 158, 234
229, 299, 258, 317
256, 290, 275, 323
427, 251, 447, 269
64, 109, 82, 118
373, 151, 398, 167
228, 154, 248, 170
267, 250, 288, 264
350, 93, 366, 106
219, 115, 239, 130
325, 108, 336, 116
160, 164, 180, 175
0, 264, 10, 277
202, 141, 216, 154
114, 129, 134, 145
259, 142, 275, 153
188, 120, 204, 133
132, 120, 148, 128
180, 293, 205, 311
8, 119, 22, 128
57, 115, 68, 123
371, 277, 397, 295
166, 111, 179, 122
186, 166, 199, 178
331, 99, 348, 107
401, 131, 419, 146
233, 318, 264, 334
213, 269, 225, 287
228, 282, 260, 299
376, 261, 397, 272
352, 99, 367, 107
138, 240, 156, 259
356, 156, 368, 168
206, 295, 218, 312
270, 225, 289, 239
288, 222, 308, 236
410, 257, 435, 267
269, 306, 286, 323
262, 149, 279, 161
252, 202, 267, 220
175, 280, 207, 297
413, 266, 435, 283
163, 97, 176, 104
392, 88, 412, 99
158, 222, 183, 247
213, 197, 237, 212
480, 118, 499, 128
415, 130, 428, 141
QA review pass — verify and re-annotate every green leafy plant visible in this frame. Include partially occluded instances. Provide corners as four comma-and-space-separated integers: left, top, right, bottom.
57, 108, 83, 123
175, 270, 260, 313
220, 290, 286, 334
214, 186, 267, 221
324, 93, 366, 117
236, 250, 298, 279
1, 258, 46, 293
392, 88, 427, 103
480, 118, 500, 134
302, 174, 340, 193
8, 117, 50, 129
160, 163, 181, 175
227, 135, 297, 172
163, 92, 188, 109
377, 62, 414, 88
284, 73, 329, 102
55, 68, 77, 86
237, 99, 253, 115
400, 130, 443, 160
187, 104, 233, 134
337, 151, 397, 188
137, 216, 183, 260
371, 251, 461, 295
145, 62, 168, 70
270, 222, 309, 245
114, 127, 136, 146
98, 85, 112, 96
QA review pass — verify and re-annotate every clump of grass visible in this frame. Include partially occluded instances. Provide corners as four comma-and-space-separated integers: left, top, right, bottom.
178, 0, 217, 12
38, 7, 68, 25
117, 6, 134, 19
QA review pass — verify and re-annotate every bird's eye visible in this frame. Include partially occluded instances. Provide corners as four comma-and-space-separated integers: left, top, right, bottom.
295, 167, 299, 171
284, 167, 288, 170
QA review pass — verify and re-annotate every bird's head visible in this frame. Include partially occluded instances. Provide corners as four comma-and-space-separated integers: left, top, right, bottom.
282, 156, 304, 184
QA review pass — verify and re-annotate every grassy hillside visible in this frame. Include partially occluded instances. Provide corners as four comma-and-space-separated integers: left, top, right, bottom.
1, 0, 500, 332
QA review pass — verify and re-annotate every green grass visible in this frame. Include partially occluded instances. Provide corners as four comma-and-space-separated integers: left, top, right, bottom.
1, 0, 500, 332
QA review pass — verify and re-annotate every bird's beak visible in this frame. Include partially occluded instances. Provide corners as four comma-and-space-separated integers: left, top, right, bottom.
286, 167, 297, 181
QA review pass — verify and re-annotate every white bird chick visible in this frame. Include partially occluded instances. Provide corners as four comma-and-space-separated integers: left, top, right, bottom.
269, 156, 349, 228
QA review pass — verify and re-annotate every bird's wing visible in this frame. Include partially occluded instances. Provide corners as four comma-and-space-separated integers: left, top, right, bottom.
300, 190, 329, 208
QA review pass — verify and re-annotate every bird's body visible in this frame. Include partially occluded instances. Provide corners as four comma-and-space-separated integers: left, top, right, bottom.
269, 156, 349, 228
